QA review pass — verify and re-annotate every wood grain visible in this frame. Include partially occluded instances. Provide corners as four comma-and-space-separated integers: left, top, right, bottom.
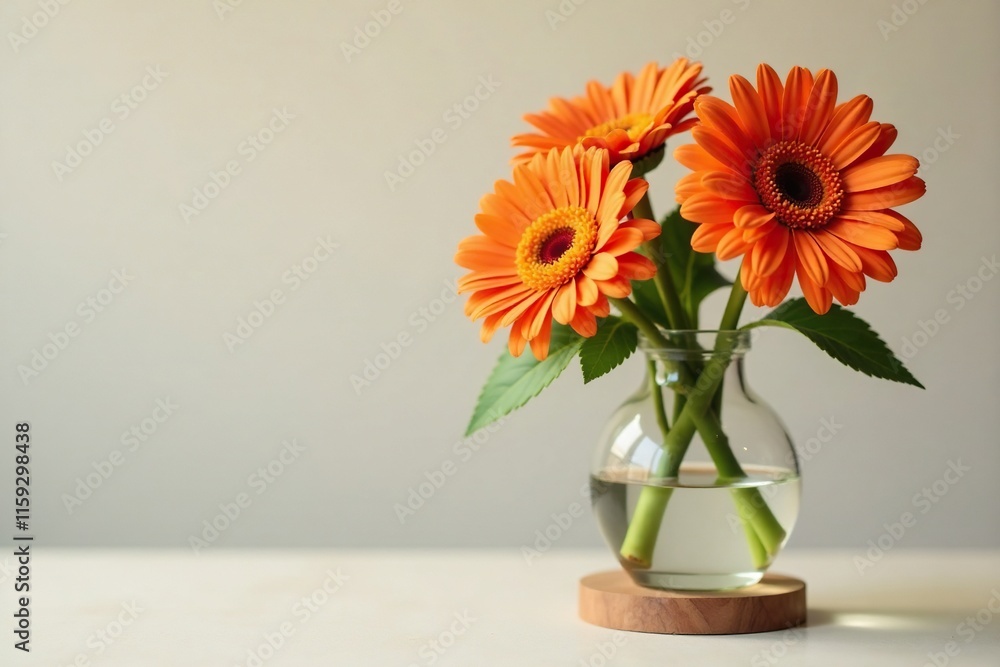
579, 570, 806, 635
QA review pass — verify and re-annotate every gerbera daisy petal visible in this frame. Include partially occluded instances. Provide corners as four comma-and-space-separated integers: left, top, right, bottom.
730, 74, 770, 148
742, 218, 778, 244
763, 251, 797, 306
583, 253, 619, 280
576, 274, 599, 307
620, 178, 649, 216
475, 214, 523, 248
756, 64, 784, 139
569, 309, 598, 338
826, 218, 899, 250
717, 226, 752, 260
694, 97, 754, 157
734, 204, 776, 229
825, 264, 861, 307
691, 125, 752, 175
751, 225, 790, 277
675, 172, 704, 203
599, 227, 645, 256
811, 230, 862, 272
835, 209, 905, 231
681, 193, 741, 225
829, 121, 882, 170
621, 218, 661, 242
593, 275, 632, 299
792, 231, 830, 286
817, 95, 874, 156
889, 211, 923, 250
528, 313, 554, 361
703, 171, 758, 202
479, 312, 504, 343
552, 282, 577, 325
849, 244, 898, 282
616, 252, 657, 280
508, 325, 528, 358
780, 66, 809, 141
855, 123, 898, 164
842, 176, 926, 210
674, 143, 726, 172
795, 252, 833, 314
798, 69, 838, 146
691, 222, 732, 252
842, 154, 919, 192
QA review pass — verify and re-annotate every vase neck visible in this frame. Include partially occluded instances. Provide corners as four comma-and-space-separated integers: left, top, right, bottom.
638, 329, 750, 363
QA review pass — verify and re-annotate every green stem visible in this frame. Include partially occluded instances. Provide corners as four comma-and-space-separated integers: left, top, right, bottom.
647, 359, 670, 438
719, 273, 748, 332
633, 194, 690, 331
610, 297, 670, 349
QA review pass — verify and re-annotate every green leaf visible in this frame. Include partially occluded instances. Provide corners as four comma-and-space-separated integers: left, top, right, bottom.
630, 278, 670, 328
579, 316, 638, 384
465, 324, 584, 435
657, 207, 732, 327
744, 298, 924, 388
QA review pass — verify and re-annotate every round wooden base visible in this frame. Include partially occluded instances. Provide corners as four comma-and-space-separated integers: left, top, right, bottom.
579, 570, 806, 635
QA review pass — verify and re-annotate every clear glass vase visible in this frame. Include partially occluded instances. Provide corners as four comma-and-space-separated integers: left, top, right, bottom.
590, 330, 800, 591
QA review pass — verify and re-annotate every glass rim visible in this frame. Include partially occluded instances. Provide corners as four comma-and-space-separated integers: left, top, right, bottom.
637, 328, 752, 355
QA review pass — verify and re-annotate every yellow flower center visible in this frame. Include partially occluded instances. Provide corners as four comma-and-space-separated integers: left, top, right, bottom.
582, 113, 653, 143
753, 141, 845, 230
515, 206, 597, 291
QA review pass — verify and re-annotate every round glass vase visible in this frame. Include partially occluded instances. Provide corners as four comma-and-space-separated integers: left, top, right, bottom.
589, 330, 800, 591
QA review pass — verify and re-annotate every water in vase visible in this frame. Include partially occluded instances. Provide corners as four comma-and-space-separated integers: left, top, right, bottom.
591, 464, 801, 590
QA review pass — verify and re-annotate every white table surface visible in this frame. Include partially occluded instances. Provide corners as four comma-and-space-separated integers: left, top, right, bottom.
3, 548, 999, 666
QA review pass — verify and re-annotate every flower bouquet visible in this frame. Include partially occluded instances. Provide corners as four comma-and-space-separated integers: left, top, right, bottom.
454, 60, 924, 592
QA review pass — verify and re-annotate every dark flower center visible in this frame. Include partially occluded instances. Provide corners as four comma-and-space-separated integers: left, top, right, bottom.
775, 162, 824, 207
538, 228, 575, 264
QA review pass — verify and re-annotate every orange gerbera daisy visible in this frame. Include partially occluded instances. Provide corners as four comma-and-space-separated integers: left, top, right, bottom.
512, 60, 709, 168
455, 146, 660, 360
675, 64, 925, 314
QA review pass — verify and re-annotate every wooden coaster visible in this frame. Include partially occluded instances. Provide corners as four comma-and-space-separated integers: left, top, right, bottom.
579, 570, 806, 635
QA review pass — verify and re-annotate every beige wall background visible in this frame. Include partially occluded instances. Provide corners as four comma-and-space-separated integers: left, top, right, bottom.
1, 0, 997, 552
